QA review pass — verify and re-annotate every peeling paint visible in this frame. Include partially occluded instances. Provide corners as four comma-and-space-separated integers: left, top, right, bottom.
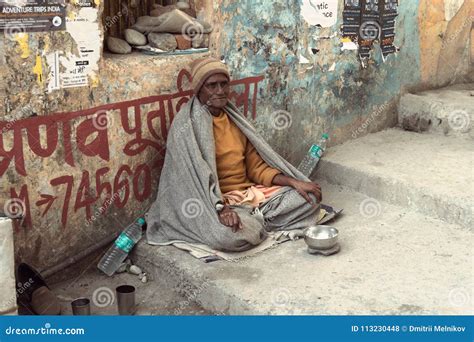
341, 37, 358, 51
218, 0, 427, 158
299, 53, 311, 64
444, 0, 465, 21
14, 33, 30, 59
32, 55, 43, 85
89, 73, 100, 88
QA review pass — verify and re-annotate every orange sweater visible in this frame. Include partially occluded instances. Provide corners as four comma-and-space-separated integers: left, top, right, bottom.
212, 111, 281, 193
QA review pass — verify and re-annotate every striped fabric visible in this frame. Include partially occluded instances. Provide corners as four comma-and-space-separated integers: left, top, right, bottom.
190, 57, 230, 94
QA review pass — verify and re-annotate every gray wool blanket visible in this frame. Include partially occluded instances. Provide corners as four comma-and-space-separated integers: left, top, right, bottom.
146, 97, 321, 251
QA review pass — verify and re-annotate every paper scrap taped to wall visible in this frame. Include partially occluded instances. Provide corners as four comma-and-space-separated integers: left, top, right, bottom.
46, 5, 101, 91
301, 0, 338, 27
342, 0, 398, 64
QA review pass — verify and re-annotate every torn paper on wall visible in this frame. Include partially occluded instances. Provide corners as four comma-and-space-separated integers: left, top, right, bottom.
299, 53, 311, 64
46, 6, 101, 91
341, 37, 358, 50
301, 0, 338, 27
46, 51, 60, 92
341, 0, 399, 65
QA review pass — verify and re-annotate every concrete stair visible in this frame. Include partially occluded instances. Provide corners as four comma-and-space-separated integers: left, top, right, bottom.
398, 83, 473, 138
133, 180, 472, 315
133, 86, 473, 315
316, 128, 473, 229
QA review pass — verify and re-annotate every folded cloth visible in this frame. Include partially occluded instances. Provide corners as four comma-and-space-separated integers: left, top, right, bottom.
166, 231, 288, 262
222, 185, 283, 207
160, 204, 343, 262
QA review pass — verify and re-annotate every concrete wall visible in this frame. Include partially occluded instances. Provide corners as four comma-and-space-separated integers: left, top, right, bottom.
0, 1, 213, 271
210, 0, 473, 164
0, 0, 472, 271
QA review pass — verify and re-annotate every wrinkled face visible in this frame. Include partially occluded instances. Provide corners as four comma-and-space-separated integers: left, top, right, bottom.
198, 73, 230, 110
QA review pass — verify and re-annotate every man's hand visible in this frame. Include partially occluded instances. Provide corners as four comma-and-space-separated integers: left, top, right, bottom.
288, 179, 322, 207
218, 205, 243, 232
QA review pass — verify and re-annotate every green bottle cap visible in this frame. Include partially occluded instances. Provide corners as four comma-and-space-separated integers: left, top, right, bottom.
322, 133, 329, 139
137, 218, 146, 226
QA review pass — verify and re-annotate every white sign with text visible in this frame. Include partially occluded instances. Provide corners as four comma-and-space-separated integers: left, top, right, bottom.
301, 0, 338, 27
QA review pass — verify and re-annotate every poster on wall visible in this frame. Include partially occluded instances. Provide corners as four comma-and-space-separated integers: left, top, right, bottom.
341, 0, 398, 64
380, 0, 398, 57
75, 0, 97, 7
0, 0, 66, 32
359, 0, 380, 59
301, 0, 339, 27
46, 2, 101, 90
342, 0, 361, 40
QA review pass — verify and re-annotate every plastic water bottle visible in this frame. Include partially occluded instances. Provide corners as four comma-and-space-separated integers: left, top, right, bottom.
297, 133, 329, 177
97, 218, 145, 276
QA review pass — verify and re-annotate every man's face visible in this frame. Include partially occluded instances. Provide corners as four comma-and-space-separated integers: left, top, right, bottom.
198, 73, 230, 111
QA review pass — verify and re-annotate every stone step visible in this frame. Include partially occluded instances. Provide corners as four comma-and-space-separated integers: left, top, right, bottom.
132, 181, 472, 315
398, 83, 474, 138
315, 128, 473, 229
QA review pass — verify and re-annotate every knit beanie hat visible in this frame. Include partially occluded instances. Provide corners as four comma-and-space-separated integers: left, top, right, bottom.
190, 57, 230, 94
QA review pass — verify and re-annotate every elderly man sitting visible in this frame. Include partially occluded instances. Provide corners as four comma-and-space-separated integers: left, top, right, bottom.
147, 57, 322, 252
